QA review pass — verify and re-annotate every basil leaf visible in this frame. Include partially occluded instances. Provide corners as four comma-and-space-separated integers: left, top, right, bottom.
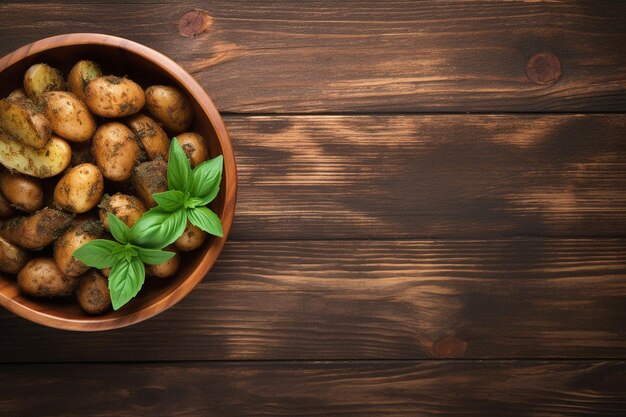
134, 246, 177, 265
168, 138, 191, 192
130, 207, 187, 249
190, 155, 223, 204
72, 239, 122, 268
187, 206, 223, 237
108, 257, 145, 310
108, 213, 131, 244
153, 190, 185, 212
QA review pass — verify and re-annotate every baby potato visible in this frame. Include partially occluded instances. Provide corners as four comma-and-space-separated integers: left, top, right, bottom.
77, 270, 111, 314
17, 258, 76, 297
145, 85, 193, 134
54, 219, 103, 277
176, 132, 209, 168
0, 236, 29, 274
127, 113, 170, 160
0, 190, 15, 218
146, 245, 180, 278
0, 171, 43, 212
42, 91, 96, 142
54, 163, 104, 213
92, 122, 139, 181
0, 98, 51, 149
67, 60, 102, 102
85, 75, 145, 118
0, 133, 71, 178
98, 193, 146, 229
133, 159, 168, 208
7, 88, 28, 103
1, 207, 73, 250
175, 221, 207, 251
23, 63, 66, 103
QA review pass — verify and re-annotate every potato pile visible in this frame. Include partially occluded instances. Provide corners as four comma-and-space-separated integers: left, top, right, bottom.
0, 60, 211, 315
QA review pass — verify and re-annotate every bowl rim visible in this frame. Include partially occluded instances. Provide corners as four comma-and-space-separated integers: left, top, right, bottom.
0, 33, 237, 331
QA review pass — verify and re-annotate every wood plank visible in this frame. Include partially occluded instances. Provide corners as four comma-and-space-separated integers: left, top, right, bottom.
1, 239, 625, 362
1, 1, 626, 112
227, 114, 626, 239
0, 361, 624, 416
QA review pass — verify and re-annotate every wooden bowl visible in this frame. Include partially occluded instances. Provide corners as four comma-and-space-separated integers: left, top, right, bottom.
0, 34, 237, 331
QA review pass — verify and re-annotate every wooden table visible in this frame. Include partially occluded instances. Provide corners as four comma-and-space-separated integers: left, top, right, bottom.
1, 1, 626, 415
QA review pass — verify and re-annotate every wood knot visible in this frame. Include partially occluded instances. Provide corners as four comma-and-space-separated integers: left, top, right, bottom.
178, 9, 213, 38
526, 52, 561, 85
432, 335, 467, 358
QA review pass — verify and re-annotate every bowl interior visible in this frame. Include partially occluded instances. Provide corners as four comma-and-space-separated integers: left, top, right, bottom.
0, 38, 234, 330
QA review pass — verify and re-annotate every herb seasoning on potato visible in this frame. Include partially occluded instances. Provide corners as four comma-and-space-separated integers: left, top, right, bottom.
18, 258, 77, 298
85, 75, 145, 118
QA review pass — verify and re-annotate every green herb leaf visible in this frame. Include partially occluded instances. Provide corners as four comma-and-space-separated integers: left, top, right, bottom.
134, 246, 177, 265
72, 239, 122, 268
153, 190, 185, 212
168, 138, 191, 192
108, 213, 131, 244
187, 206, 223, 237
108, 257, 145, 310
130, 206, 187, 249
190, 155, 223, 205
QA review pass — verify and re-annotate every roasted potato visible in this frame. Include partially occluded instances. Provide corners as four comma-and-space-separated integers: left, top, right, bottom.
1, 207, 72, 250
176, 132, 209, 168
132, 159, 168, 208
0, 190, 15, 219
41, 91, 96, 142
92, 122, 139, 181
17, 258, 76, 297
145, 85, 193, 133
7, 88, 28, 103
54, 219, 103, 277
85, 75, 145, 118
0, 98, 51, 149
98, 193, 146, 229
146, 245, 180, 278
77, 270, 111, 314
0, 133, 71, 178
174, 221, 207, 251
54, 163, 104, 213
23, 63, 66, 102
0, 171, 43, 212
0, 236, 29, 274
67, 60, 102, 102
127, 113, 170, 160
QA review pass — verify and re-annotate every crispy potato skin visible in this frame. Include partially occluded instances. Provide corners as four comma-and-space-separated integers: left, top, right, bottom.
54, 219, 103, 277
98, 193, 146, 229
92, 122, 139, 181
0, 133, 71, 178
132, 159, 168, 208
17, 257, 77, 297
0, 172, 43, 213
67, 60, 102, 102
54, 163, 104, 213
77, 270, 111, 314
85, 76, 145, 118
174, 220, 207, 251
127, 113, 170, 160
0, 98, 51, 149
42, 91, 96, 142
176, 132, 209, 168
146, 245, 180, 278
0, 236, 30, 274
145, 85, 193, 134
0, 190, 15, 218
23, 63, 66, 103
1, 207, 73, 250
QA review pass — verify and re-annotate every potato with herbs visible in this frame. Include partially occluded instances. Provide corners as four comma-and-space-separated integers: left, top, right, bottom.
133, 159, 168, 208
175, 221, 207, 252
67, 60, 102, 101
17, 258, 77, 297
127, 113, 170, 160
1, 207, 72, 250
77, 270, 111, 314
54, 219, 103, 277
0, 236, 29, 274
147, 245, 180, 278
176, 132, 209, 167
85, 75, 144, 118
54, 163, 104, 213
23, 63, 66, 102
41, 91, 96, 142
0, 171, 43, 212
98, 193, 146, 229
145, 85, 193, 133
0, 133, 71, 178
0, 97, 51, 149
92, 122, 139, 181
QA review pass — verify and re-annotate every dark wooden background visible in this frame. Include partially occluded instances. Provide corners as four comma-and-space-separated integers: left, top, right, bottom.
1, 1, 626, 415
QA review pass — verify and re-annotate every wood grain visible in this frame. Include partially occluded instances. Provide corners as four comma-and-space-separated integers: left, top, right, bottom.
1, 238, 625, 362
1, 361, 624, 416
228, 114, 626, 239
1, 1, 626, 112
